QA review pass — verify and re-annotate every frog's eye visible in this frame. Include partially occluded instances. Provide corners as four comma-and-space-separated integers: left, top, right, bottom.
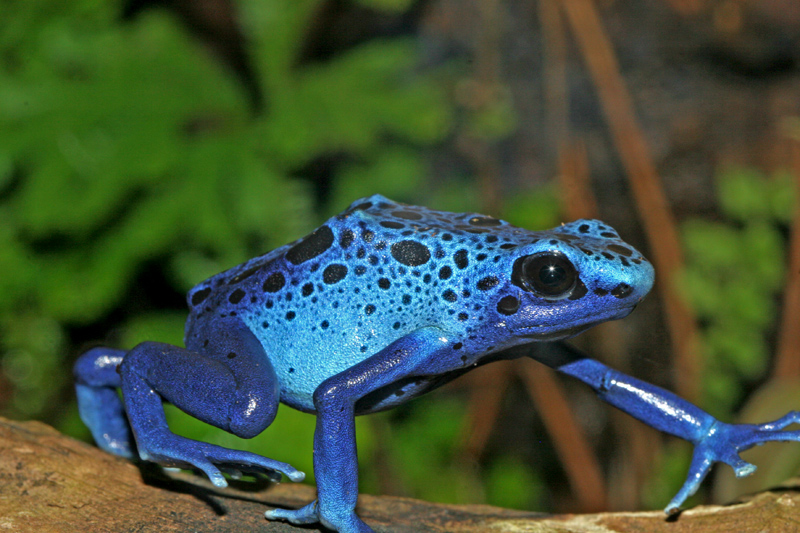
514, 252, 577, 299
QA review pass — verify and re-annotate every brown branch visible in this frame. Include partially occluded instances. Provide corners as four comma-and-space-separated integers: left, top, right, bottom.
3, 417, 800, 532
559, 0, 702, 401
459, 4, 604, 515
540, 0, 570, 154
558, 139, 597, 220
519, 362, 607, 512
773, 138, 800, 378
460, 362, 511, 460
557, 139, 660, 510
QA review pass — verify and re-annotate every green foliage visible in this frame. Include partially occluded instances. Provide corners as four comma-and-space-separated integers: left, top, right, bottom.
164, 403, 377, 486
717, 167, 796, 224
464, 85, 518, 141
0, 0, 450, 421
1, 315, 66, 417
678, 167, 795, 417
502, 184, 561, 230
0, 0, 550, 511
356, 0, 417, 13
376, 395, 484, 503
367, 392, 544, 508
641, 441, 694, 511
329, 146, 426, 214
484, 455, 544, 510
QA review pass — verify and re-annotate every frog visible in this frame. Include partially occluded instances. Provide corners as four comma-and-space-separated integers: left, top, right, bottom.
74, 194, 800, 533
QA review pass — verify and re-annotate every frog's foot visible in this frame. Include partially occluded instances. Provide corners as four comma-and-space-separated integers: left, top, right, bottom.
666, 411, 800, 514
138, 431, 304, 488
76, 383, 135, 458
265, 501, 320, 525
266, 500, 374, 533
74, 348, 133, 458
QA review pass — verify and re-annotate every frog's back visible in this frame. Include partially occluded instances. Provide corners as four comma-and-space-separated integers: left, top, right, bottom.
183, 195, 651, 411
183, 196, 529, 407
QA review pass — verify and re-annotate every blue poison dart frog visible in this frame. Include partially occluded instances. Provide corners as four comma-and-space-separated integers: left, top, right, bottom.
75, 194, 800, 532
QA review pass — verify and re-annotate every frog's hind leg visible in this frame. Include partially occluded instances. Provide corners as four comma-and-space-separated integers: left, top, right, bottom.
74, 347, 133, 458
116, 317, 304, 487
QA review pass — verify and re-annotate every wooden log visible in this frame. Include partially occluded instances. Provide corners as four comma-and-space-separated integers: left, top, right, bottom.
1, 417, 798, 532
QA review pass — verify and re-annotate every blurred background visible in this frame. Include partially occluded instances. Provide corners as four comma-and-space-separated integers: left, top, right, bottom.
2, 0, 800, 515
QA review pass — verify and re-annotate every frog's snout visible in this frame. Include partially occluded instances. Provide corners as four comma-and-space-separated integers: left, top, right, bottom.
610, 282, 633, 299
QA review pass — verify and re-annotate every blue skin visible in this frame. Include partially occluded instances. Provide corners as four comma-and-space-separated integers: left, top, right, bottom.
74, 194, 800, 532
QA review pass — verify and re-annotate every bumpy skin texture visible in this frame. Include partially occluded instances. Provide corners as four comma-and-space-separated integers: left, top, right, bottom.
74, 195, 800, 533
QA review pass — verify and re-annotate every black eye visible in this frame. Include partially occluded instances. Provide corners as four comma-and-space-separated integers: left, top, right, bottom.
514, 252, 577, 299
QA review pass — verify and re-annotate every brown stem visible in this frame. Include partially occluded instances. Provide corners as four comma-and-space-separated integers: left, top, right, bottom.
773, 138, 800, 378
559, 0, 701, 401
519, 362, 607, 511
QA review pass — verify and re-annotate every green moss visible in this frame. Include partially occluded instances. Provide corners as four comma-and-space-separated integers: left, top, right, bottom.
679, 167, 795, 417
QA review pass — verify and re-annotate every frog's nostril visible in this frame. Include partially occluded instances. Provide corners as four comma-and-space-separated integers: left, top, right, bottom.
610, 283, 633, 299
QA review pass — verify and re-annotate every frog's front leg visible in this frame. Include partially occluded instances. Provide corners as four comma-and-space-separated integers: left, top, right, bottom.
76, 317, 304, 486
530, 343, 800, 513
266, 327, 451, 533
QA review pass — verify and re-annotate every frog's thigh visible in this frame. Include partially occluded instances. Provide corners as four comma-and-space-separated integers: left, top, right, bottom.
120, 317, 279, 439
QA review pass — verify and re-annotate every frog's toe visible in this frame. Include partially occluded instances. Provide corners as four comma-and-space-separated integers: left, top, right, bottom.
268, 501, 375, 532
219, 466, 243, 480
219, 464, 286, 483
720, 416, 800, 451
195, 443, 305, 484
754, 411, 800, 431
140, 433, 304, 485
265, 501, 319, 525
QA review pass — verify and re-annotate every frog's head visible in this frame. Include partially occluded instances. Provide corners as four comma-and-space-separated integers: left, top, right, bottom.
485, 219, 654, 343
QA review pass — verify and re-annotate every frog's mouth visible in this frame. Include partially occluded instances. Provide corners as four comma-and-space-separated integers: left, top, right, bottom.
517, 305, 636, 341
519, 324, 593, 341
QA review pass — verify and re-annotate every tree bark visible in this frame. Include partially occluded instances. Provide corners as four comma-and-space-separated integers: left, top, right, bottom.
1, 417, 798, 532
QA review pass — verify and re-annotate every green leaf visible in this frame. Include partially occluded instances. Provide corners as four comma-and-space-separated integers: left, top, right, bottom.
502, 185, 561, 231
717, 167, 771, 221
738, 221, 785, 291
0, 0, 460, 508
467, 86, 517, 141
706, 323, 767, 379
485, 456, 542, 510
675, 268, 722, 318
332, 147, 425, 210
681, 220, 740, 274
121, 312, 187, 348
165, 402, 318, 485
768, 171, 797, 223
356, 0, 417, 13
